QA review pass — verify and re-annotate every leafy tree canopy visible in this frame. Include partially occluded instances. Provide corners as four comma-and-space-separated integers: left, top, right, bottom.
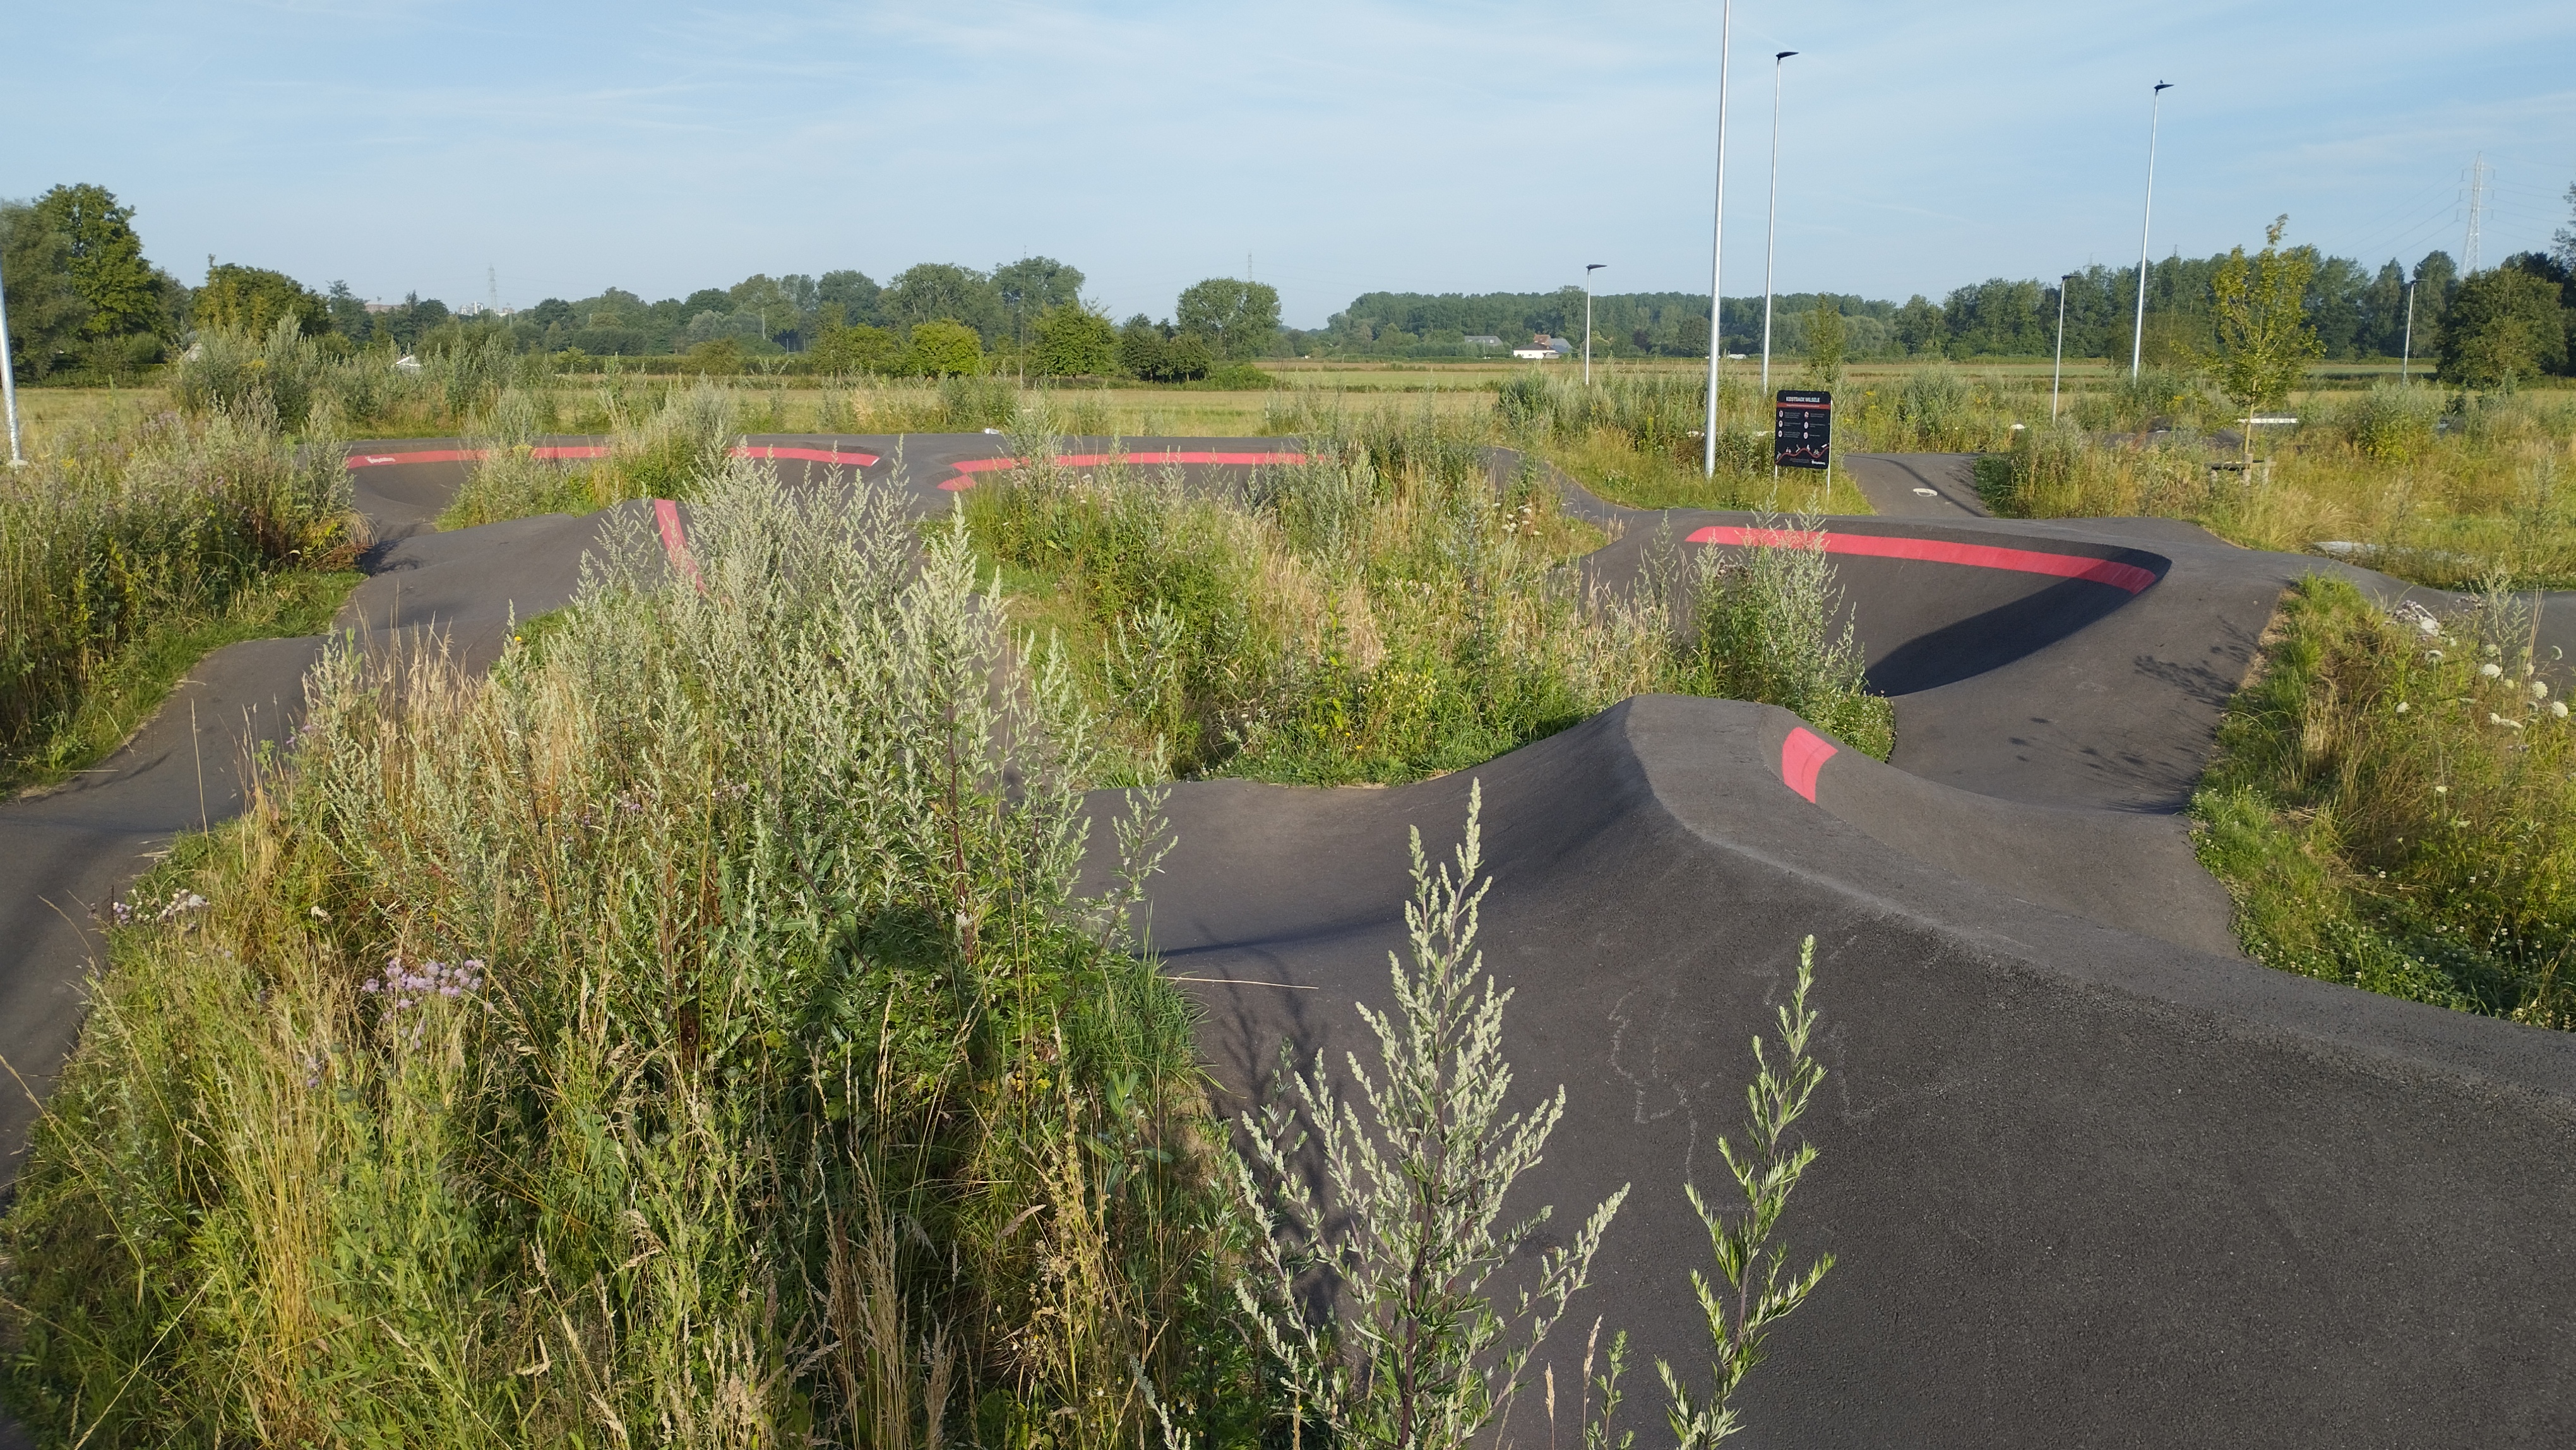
817, 270, 880, 327
0, 201, 85, 380
30, 184, 166, 340
905, 318, 984, 377
194, 263, 330, 338
2437, 265, 2570, 388
2212, 215, 2323, 412
1175, 277, 1281, 359
881, 265, 1001, 344
1030, 304, 1117, 377
993, 256, 1085, 320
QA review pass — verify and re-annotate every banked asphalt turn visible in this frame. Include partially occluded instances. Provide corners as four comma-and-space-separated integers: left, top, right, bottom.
1, 436, 2572, 1446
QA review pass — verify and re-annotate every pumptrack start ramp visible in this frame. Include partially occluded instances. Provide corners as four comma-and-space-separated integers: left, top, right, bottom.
0, 434, 2570, 1446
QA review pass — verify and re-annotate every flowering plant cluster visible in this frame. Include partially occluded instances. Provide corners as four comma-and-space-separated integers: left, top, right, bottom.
110, 889, 208, 926
361, 956, 487, 1047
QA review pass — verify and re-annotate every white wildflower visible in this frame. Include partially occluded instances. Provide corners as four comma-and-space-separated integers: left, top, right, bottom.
2556, 701, 2570, 719
2480, 662, 2503, 679
2532, 680, 2549, 700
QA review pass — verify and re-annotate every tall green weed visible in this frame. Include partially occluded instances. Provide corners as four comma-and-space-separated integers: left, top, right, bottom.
1, 457, 1247, 1446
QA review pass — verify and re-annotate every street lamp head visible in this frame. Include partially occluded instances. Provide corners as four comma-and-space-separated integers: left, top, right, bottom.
2153, 80, 2173, 92
1586, 263, 1607, 275
1777, 50, 1798, 60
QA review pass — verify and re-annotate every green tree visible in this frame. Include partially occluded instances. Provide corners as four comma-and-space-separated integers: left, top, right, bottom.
881, 263, 1002, 343
30, 184, 164, 341
905, 318, 984, 377
993, 256, 1085, 346
809, 320, 898, 374
1118, 314, 1169, 380
1175, 277, 1282, 359
2436, 267, 2568, 388
1892, 294, 1944, 356
816, 268, 880, 327
325, 280, 374, 343
2555, 181, 2575, 270
1030, 304, 1116, 376
0, 202, 85, 380
2210, 216, 2322, 428
1801, 296, 1846, 388
195, 263, 330, 337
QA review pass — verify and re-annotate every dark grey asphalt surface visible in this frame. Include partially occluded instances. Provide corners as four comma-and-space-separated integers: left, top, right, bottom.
1, 434, 2571, 1445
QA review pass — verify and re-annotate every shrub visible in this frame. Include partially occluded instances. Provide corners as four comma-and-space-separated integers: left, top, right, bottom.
1658, 513, 1895, 758
1030, 304, 1118, 377
0, 400, 355, 766
904, 319, 984, 378
2337, 381, 2443, 463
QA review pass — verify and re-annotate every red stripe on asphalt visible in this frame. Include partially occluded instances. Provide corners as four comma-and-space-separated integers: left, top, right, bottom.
729, 445, 881, 466
345, 449, 482, 467
939, 450, 1309, 490
653, 499, 704, 592
1780, 726, 1837, 803
1685, 525, 2158, 594
347, 444, 880, 468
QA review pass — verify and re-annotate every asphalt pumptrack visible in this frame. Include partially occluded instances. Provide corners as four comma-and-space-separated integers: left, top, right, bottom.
2, 434, 2572, 1446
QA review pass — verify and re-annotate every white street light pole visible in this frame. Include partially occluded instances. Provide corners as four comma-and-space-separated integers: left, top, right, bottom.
1760, 50, 1798, 395
2051, 272, 2075, 422
2130, 80, 2173, 379
2390, 279, 2411, 386
1584, 263, 1606, 384
0, 240, 23, 467
1702, 0, 1735, 478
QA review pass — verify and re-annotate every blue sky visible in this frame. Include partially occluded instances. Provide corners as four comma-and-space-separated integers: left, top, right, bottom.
15, 1, 2575, 327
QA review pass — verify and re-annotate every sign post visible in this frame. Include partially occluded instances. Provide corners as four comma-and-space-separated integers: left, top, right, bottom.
1773, 388, 1830, 504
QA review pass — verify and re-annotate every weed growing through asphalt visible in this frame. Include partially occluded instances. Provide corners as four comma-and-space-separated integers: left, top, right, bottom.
1228, 782, 1630, 1450
2191, 572, 2576, 1022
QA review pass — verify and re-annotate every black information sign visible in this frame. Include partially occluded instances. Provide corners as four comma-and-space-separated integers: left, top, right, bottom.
1774, 389, 1832, 470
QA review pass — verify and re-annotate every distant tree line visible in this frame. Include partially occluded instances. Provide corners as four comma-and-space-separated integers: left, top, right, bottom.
1299, 194, 2576, 386
3, 183, 1287, 385
7, 177, 2572, 388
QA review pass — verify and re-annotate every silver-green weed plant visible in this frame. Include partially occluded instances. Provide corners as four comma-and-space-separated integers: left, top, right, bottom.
1229, 781, 1630, 1450
1655, 934, 1835, 1449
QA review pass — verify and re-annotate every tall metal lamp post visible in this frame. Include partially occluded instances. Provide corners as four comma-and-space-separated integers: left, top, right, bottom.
0, 243, 23, 467
1760, 49, 1798, 393
2400, 278, 2418, 383
2051, 272, 2077, 421
1701, 0, 1736, 477
1584, 263, 1606, 383
2129, 80, 2173, 379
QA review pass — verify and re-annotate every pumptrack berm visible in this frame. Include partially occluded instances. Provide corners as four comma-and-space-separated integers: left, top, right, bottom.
3, 435, 2573, 1446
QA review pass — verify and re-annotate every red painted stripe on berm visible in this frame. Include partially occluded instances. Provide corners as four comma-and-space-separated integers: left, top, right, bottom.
938, 450, 1309, 491
1685, 524, 2159, 595
1780, 727, 1837, 803
346, 445, 881, 469
653, 500, 705, 592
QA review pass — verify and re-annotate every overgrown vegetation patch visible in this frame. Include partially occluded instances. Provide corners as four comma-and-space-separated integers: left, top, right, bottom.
2191, 574, 2575, 1023
965, 405, 1893, 784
